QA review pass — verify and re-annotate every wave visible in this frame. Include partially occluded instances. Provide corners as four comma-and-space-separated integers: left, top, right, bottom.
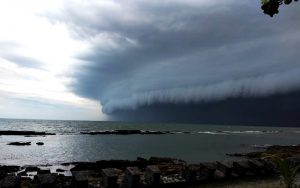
197, 131, 228, 135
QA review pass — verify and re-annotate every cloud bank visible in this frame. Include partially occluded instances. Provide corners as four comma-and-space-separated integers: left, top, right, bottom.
51, 0, 300, 122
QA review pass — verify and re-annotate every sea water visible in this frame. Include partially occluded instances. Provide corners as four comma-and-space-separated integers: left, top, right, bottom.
0, 118, 300, 166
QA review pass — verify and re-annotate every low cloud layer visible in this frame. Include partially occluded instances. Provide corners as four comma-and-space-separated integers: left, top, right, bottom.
51, 0, 300, 118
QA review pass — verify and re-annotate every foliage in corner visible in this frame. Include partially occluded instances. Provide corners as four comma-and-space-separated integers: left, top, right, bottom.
261, 0, 298, 17
263, 154, 300, 188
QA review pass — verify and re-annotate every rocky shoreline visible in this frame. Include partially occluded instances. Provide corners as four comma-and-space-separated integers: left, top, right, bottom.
1, 144, 299, 188
0, 131, 55, 136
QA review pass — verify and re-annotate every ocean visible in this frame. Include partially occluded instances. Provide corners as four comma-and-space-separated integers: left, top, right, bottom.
0, 118, 300, 166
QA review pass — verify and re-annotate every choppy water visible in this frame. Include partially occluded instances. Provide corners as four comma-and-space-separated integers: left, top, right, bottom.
1, 118, 300, 166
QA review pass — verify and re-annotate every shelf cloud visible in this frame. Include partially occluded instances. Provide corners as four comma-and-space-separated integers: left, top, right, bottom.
50, 0, 300, 122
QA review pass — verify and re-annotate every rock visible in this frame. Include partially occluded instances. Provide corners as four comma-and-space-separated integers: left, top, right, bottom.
198, 162, 217, 180
7, 142, 31, 146
216, 161, 234, 177
123, 167, 141, 188
71, 171, 89, 188
0, 166, 21, 179
36, 174, 57, 188
37, 169, 51, 174
248, 159, 264, 175
232, 160, 250, 176
96, 160, 132, 170
259, 159, 277, 174
145, 165, 161, 185
36, 142, 44, 146
135, 157, 149, 168
25, 166, 39, 172
149, 157, 186, 165
0, 166, 20, 173
214, 170, 225, 180
20, 177, 33, 188
70, 162, 96, 171
56, 169, 65, 173
0, 131, 55, 136
0, 175, 21, 188
17, 171, 27, 176
101, 168, 118, 188
226, 153, 247, 157
136, 157, 147, 163
182, 165, 198, 182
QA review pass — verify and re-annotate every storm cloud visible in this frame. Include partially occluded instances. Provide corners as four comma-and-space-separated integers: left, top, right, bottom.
51, 0, 300, 123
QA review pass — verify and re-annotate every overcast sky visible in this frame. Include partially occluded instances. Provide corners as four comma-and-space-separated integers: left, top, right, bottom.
0, 0, 299, 121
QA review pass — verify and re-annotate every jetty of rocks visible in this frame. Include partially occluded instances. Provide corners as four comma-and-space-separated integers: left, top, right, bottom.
0, 156, 282, 188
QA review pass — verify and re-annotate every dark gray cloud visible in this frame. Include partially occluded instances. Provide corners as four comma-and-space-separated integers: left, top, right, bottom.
51, 0, 300, 121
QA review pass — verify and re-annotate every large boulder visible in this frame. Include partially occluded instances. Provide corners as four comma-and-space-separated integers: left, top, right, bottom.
36, 174, 57, 188
198, 162, 217, 181
182, 165, 199, 182
0, 175, 21, 188
71, 171, 89, 188
216, 161, 234, 178
0, 166, 21, 179
248, 159, 264, 175
123, 167, 141, 188
37, 169, 51, 174
145, 165, 161, 186
232, 160, 251, 176
101, 168, 118, 188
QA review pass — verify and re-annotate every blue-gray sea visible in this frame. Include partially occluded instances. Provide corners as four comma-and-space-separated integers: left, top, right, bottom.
1, 118, 300, 166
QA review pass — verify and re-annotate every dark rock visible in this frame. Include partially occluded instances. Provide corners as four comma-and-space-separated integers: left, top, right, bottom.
56, 175, 72, 188
198, 162, 217, 180
226, 153, 247, 157
182, 165, 198, 182
36, 174, 57, 188
7, 142, 31, 146
70, 162, 95, 171
0, 175, 21, 188
149, 157, 186, 165
37, 169, 51, 174
248, 159, 264, 175
17, 171, 27, 176
232, 160, 251, 176
0, 131, 55, 136
136, 157, 147, 163
214, 170, 225, 180
96, 160, 132, 170
56, 169, 65, 173
0, 166, 20, 173
101, 168, 118, 188
286, 157, 300, 166
123, 167, 141, 188
259, 159, 277, 174
230, 172, 239, 178
36, 142, 44, 146
216, 161, 234, 177
71, 171, 89, 188
25, 166, 39, 172
145, 165, 161, 185
0, 166, 21, 179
